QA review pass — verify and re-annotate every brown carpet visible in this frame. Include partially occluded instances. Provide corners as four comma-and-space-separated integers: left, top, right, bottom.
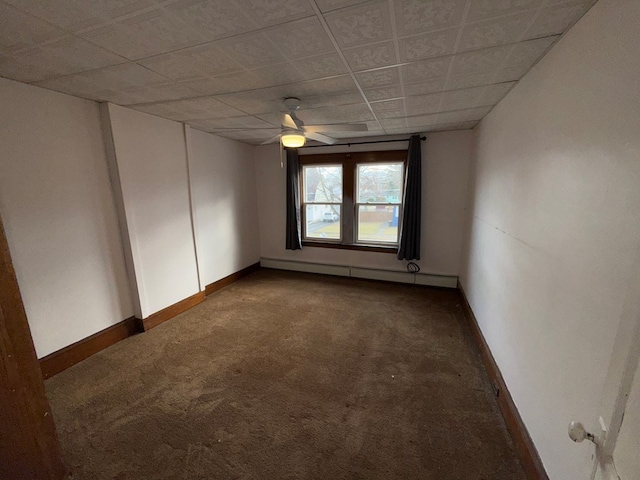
45, 269, 525, 480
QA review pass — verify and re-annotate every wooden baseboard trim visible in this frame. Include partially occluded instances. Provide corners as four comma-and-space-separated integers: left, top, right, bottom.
141, 291, 205, 331
40, 317, 140, 379
204, 262, 260, 296
458, 281, 549, 480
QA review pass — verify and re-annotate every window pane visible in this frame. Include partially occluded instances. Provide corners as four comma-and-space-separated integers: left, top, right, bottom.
357, 163, 403, 203
304, 165, 342, 203
305, 205, 341, 240
357, 205, 399, 244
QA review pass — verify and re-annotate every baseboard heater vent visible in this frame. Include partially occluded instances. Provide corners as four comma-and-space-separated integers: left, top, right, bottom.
260, 258, 457, 288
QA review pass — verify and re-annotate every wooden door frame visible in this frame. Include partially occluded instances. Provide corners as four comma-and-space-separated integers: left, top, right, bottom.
0, 213, 65, 479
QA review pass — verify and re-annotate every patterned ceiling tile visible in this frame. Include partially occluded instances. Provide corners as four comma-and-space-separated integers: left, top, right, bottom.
167, 0, 255, 42
439, 86, 484, 111
501, 36, 557, 73
192, 115, 275, 129
3, 0, 103, 32
406, 113, 439, 127
232, 0, 314, 29
428, 120, 478, 131
250, 63, 306, 88
265, 17, 335, 60
0, 2, 65, 54
182, 71, 263, 95
379, 117, 407, 129
450, 44, 512, 76
106, 82, 199, 105
314, 0, 371, 13
524, 2, 591, 38
296, 103, 374, 124
445, 71, 497, 90
402, 56, 451, 84
436, 105, 492, 124
70, 0, 159, 22
294, 52, 348, 80
476, 81, 516, 105
465, 0, 541, 22
405, 92, 442, 116
343, 41, 398, 71
215, 31, 285, 69
363, 85, 404, 102
80, 9, 206, 60
305, 75, 359, 96
457, 12, 533, 52
302, 91, 365, 109
138, 43, 244, 82
393, 0, 467, 37
371, 98, 405, 119
325, 1, 393, 48
355, 66, 400, 89
0, 36, 125, 83
404, 76, 447, 96
398, 28, 457, 62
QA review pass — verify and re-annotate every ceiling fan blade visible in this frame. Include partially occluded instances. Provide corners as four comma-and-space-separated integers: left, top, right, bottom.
283, 112, 304, 130
261, 134, 281, 145
304, 124, 368, 133
305, 131, 338, 145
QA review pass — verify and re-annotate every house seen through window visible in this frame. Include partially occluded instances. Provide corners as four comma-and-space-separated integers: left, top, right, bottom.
300, 151, 405, 250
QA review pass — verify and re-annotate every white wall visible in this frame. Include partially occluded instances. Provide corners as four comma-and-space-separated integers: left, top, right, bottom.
459, 0, 640, 478
255, 130, 473, 275
186, 128, 260, 286
103, 104, 200, 318
0, 78, 133, 358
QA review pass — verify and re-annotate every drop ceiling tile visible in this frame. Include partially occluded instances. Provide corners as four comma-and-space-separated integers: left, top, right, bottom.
404, 77, 446, 96
81, 10, 206, 60
405, 93, 442, 116
138, 43, 244, 82
476, 81, 515, 104
343, 41, 398, 71
379, 117, 407, 129
439, 86, 484, 111
436, 106, 492, 124
393, 0, 466, 37
70, 0, 159, 22
398, 28, 457, 62
132, 97, 246, 121
0, 2, 66, 54
303, 91, 365, 109
445, 71, 497, 90
429, 120, 478, 131
251, 63, 305, 88
167, 0, 255, 42
502, 36, 557, 73
296, 103, 374, 124
355, 67, 400, 89
450, 44, 512, 76
363, 85, 403, 102
215, 31, 285, 69
233, 0, 314, 29
190, 115, 274, 129
294, 52, 348, 80
182, 71, 263, 95
305, 75, 359, 96
314, 0, 371, 13
524, 2, 590, 38
371, 99, 405, 119
406, 113, 439, 127
0, 36, 125, 82
264, 17, 335, 60
254, 112, 286, 126
4, 0, 103, 31
325, 1, 393, 48
465, 0, 541, 22
457, 12, 533, 52
402, 56, 451, 84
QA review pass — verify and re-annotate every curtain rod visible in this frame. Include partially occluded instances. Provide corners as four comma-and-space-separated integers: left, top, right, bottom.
302, 136, 426, 148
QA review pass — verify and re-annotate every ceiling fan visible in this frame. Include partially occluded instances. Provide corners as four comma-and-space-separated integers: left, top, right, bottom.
262, 97, 368, 147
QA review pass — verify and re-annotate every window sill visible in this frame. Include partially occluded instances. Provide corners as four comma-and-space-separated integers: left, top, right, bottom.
301, 241, 397, 254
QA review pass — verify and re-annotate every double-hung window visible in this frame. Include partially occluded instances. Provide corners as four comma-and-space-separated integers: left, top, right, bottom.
300, 151, 405, 251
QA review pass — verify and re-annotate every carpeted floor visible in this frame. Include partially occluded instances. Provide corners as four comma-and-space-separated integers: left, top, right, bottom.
45, 269, 525, 479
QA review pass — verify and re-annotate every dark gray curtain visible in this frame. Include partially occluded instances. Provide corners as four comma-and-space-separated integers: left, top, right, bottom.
285, 148, 302, 250
397, 135, 422, 260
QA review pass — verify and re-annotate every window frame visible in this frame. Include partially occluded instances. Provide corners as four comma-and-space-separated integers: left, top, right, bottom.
299, 150, 407, 253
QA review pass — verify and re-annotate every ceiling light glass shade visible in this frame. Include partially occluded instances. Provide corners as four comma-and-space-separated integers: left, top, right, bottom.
281, 133, 306, 148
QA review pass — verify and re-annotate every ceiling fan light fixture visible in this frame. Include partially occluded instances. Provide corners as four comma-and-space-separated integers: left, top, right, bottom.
281, 132, 306, 148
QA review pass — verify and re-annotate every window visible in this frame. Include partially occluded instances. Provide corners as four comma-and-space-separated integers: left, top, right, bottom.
300, 151, 405, 252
